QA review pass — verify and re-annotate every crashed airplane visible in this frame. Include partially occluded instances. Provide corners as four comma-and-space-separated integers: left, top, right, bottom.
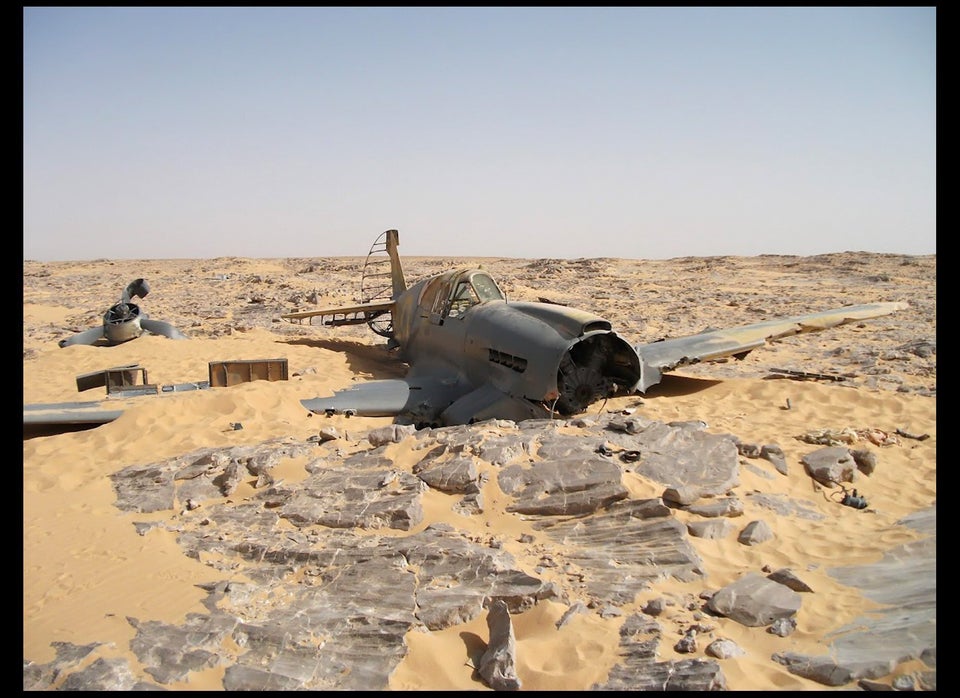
282, 230, 908, 427
59, 278, 189, 348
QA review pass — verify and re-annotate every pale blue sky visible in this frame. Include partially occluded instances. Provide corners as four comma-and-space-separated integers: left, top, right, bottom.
23, 6, 936, 261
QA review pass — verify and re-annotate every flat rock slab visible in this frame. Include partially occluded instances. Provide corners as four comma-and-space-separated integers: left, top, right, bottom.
773, 505, 936, 685
23, 415, 934, 690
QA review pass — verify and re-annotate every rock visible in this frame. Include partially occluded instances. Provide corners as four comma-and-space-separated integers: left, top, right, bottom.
706, 572, 801, 627
851, 448, 878, 475
801, 446, 857, 485
674, 628, 697, 653
367, 423, 417, 446
760, 444, 788, 475
737, 520, 774, 545
556, 601, 588, 628
479, 600, 521, 691
641, 598, 666, 617
684, 497, 744, 518
23, 417, 933, 691
662, 485, 702, 506
687, 519, 735, 539
767, 568, 814, 592
705, 638, 746, 659
768, 617, 797, 637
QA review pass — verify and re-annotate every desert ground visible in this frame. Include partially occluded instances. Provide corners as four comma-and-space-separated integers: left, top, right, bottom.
23, 248, 935, 690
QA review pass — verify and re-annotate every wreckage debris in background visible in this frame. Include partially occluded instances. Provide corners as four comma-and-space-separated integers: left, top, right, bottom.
22, 359, 289, 437
59, 278, 189, 348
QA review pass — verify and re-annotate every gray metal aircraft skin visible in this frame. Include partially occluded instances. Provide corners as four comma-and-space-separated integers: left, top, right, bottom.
59, 278, 189, 348
283, 230, 908, 427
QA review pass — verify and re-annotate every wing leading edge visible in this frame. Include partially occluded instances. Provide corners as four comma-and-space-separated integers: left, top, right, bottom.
633, 301, 909, 392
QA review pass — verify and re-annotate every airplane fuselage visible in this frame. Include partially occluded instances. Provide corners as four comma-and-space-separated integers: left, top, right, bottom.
390, 267, 644, 423
284, 230, 909, 428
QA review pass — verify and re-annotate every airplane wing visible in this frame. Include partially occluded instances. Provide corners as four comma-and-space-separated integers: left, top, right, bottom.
281, 300, 396, 327
23, 400, 127, 427
633, 301, 909, 392
299, 373, 549, 426
300, 372, 469, 423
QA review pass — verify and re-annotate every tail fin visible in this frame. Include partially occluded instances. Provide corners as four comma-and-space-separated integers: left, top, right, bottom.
384, 229, 407, 298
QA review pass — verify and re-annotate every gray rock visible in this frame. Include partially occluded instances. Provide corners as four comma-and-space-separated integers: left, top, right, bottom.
801, 446, 857, 485
746, 492, 826, 520
59, 656, 164, 691
760, 444, 788, 474
367, 423, 417, 446
851, 448, 878, 475
705, 638, 746, 659
768, 617, 797, 637
772, 651, 861, 686
706, 572, 801, 627
556, 601, 588, 628
662, 484, 703, 506
674, 628, 698, 653
414, 456, 480, 494
891, 674, 916, 690
737, 519, 774, 545
499, 458, 628, 516
268, 466, 427, 530
533, 498, 703, 606
478, 599, 521, 691
641, 598, 666, 617
858, 678, 897, 691
25, 418, 933, 691
684, 496, 744, 518
777, 506, 936, 687
593, 613, 726, 690
687, 518, 735, 540
767, 567, 814, 592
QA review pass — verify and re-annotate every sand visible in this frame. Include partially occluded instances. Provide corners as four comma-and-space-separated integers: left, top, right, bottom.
22, 250, 936, 690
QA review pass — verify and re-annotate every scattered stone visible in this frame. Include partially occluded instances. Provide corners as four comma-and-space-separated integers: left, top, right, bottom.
367, 423, 417, 446
857, 678, 896, 691
674, 628, 697, 653
768, 617, 797, 636
662, 485, 702, 506
25, 416, 933, 691
760, 444, 788, 475
687, 519, 735, 540
801, 446, 857, 485
706, 573, 801, 627
737, 520, 774, 546
592, 613, 727, 690
705, 638, 746, 659
891, 674, 916, 690
556, 601, 587, 629
478, 600, 521, 691
684, 497, 744, 518
767, 568, 814, 593
641, 598, 666, 617
851, 448, 878, 475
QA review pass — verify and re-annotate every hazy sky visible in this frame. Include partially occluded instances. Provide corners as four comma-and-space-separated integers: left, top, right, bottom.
23, 6, 935, 261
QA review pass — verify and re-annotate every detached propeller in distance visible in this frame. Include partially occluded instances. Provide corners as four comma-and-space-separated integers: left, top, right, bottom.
59, 278, 189, 348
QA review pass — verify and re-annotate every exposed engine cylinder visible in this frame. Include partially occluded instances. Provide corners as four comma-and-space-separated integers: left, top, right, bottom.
555, 333, 642, 415
103, 302, 144, 344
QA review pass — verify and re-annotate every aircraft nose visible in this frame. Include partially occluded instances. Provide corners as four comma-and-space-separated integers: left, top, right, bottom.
553, 333, 642, 415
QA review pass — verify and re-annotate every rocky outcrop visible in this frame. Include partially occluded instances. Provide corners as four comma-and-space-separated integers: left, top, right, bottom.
23, 415, 935, 691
